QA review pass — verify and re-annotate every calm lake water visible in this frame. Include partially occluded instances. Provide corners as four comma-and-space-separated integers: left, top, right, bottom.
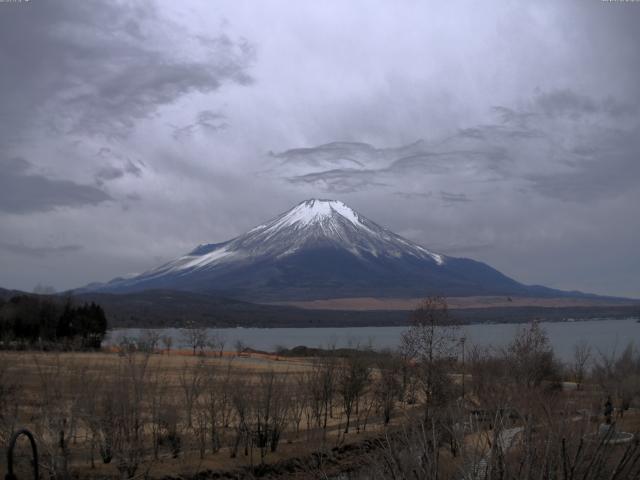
106, 317, 640, 362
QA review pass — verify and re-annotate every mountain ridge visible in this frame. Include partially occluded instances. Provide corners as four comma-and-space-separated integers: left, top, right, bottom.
80, 199, 604, 301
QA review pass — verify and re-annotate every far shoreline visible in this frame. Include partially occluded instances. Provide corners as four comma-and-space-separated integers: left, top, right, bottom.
103, 303, 640, 329
106, 315, 640, 332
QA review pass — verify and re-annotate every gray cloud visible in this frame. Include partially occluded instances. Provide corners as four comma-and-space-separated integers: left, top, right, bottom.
394, 192, 433, 200
440, 191, 471, 205
274, 88, 639, 205
96, 159, 143, 184
0, 157, 111, 213
0, 1, 254, 142
490, 107, 536, 129
274, 142, 378, 169
524, 124, 640, 201
1, 1, 639, 299
274, 141, 426, 172
436, 243, 493, 256
0, 241, 83, 258
533, 89, 637, 119
287, 168, 386, 194
170, 110, 229, 140
33, 284, 57, 295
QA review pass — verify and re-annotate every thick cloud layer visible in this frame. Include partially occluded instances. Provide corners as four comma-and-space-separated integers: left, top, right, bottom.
0, 0, 638, 298
0, 157, 112, 213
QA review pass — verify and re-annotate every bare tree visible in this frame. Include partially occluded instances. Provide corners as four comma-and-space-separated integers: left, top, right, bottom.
138, 329, 160, 353
375, 355, 402, 425
208, 332, 226, 357
467, 345, 514, 416
157, 402, 182, 459
363, 395, 640, 480
251, 370, 290, 461
506, 321, 558, 389
179, 360, 205, 428
32, 354, 87, 479
289, 374, 310, 438
401, 296, 459, 422
77, 363, 112, 470
147, 369, 168, 460
571, 340, 592, 390
161, 335, 173, 355
182, 323, 209, 356
593, 342, 640, 417
338, 352, 370, 433
203, 364, 224, 454
235, 339, 247, 356
230, 377, 251, 459
309, 356, 336, 436
614, 344, 640, 416
108, 350, 152, 479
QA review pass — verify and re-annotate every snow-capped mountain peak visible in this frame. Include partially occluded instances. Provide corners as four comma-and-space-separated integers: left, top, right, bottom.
275, 199, 366, 228
80, 198, 578, 301
79, 199, 583, 302
250, 199, 372, 235
88, 199, 460, 296
235, 199, 443, 264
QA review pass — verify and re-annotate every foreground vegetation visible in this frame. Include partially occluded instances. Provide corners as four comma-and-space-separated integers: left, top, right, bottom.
1, 298, 640, 479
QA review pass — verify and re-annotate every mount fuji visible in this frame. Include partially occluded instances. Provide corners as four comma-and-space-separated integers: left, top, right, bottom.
85, 199, 581, 301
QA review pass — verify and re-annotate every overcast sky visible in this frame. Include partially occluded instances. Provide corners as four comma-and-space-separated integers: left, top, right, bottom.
1, 0, 639, 298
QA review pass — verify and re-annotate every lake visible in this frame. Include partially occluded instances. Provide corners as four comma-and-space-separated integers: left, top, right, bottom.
105, 317, 640, 362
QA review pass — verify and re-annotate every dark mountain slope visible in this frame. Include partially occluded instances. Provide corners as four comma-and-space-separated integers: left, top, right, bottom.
81, 199, 603, 302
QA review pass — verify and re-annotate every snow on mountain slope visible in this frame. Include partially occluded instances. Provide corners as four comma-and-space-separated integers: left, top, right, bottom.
151, 199, 444, 276
84, 199, 567, 301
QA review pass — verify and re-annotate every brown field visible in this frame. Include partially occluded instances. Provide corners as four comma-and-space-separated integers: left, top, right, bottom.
271, 295, 637, 311
0, 349, 417, 479
2, 334, 640, 480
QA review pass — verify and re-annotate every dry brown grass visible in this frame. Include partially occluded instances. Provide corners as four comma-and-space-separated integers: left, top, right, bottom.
0, 349, 408, 479
3, 347, 639, 480
271, 295, 636, 311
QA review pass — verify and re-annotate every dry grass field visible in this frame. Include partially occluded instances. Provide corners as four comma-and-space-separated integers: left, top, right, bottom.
2, 318, 640, 480
272, 295, 638, 311
0, 348, 416, 479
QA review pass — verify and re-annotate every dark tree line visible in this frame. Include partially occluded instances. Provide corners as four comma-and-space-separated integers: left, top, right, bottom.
0, 295, 107, 349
